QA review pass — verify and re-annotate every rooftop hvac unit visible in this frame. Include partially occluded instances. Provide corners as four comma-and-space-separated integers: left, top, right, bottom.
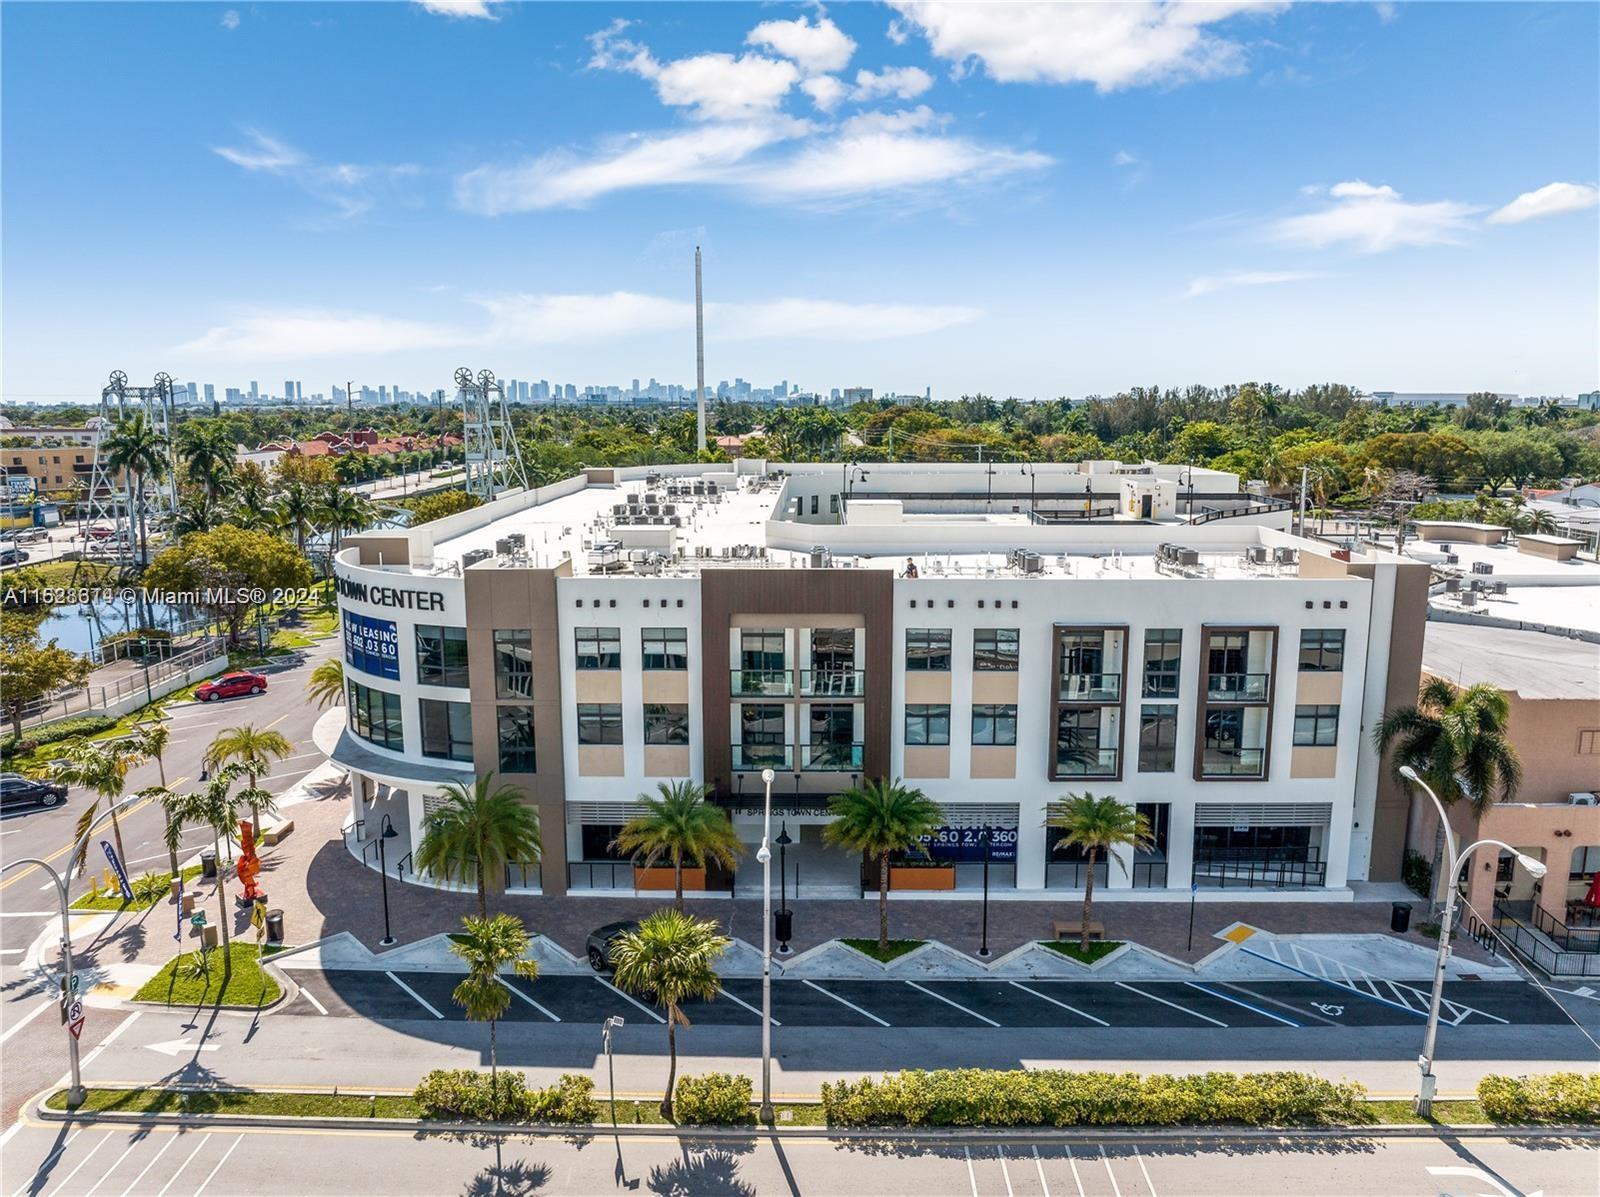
1569, 793, 1597, 806
1178, 549, 1201, 567
810, 546, 827, 569
1460, 590, 1477, 606
1444, 553, 1460, 564
1492, 581, 1508, 595
1472, 561, 1494, 575
462, 548, 492, 568
1273, 547, 1298, 565
1439, 543, 1453, 553
506, 532, 526, 551
1021, 551, 1043, 574
1444, 578, 1461, 593
494, 538, 516, 556
1247, 546, 1269, 564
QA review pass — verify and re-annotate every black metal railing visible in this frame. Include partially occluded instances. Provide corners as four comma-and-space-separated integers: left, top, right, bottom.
1193, 848, 1325, 889
1495, 905, 1600, 978
1058, 673, 1122, 702
1199, 747, 1266, 777
1044, 860, 1110, 889
800, 669, 865, 697
1055, 747, 1119, 776
731, 669, 792, 696
1530, 903, 1600, 953
1133, 860, 1168, 889
1206, 673, 1270, 701
1188, 498, 1293, 526
732, 743, 794, 771
396, 851, 413, 882
504, 860, 538, 890
567, 860, 633, 890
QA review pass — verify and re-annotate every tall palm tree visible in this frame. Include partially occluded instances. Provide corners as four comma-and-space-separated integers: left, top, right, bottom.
102, 411, 170, 565
613, 780, 742, 912
1045, 794, 1153, 952
164, 767, 248, 975
273, 481, 318, 555
320, 485, 376, 551
204, 725, 292, 837
170, 492, 221, 538
609, 908, 728, 1120
178, 426, 237, 502
824, 778, 944, 955
133, 722, 178, 875
307, 658, 345, 709
448, 913, 538, 1118
57, 737, 146, 870
415, 773, 542, 919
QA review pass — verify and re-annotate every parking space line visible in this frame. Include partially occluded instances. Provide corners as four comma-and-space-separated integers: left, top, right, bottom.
1007, 982, 1110, 1026
802, 980, 890, 1027
153, 1137, 210, 1197
11, 1130, 82, 1197
996, 1145, 1015, 1197
963, 1147, 978, 1197
117, 1130, 176, 1197
1099, 1145, 1123, 1197
1115, 982, 1227, 1027
1219, 982, 1338, 1026
905, 981, 1000, 1027
498, 976, 560, 1022
298, 987, 328, 1015
595, 977, 666, 1023
1134, 1147, 1158, 1197
79, 1136, 140, 1197
192, 1134, 243, 1197
1184, 981, 1300, 1027
1031, 1146, 1052, 1197
385, 971, 444, 1019
1065, 1144, 1086, 1197
39, 1132, 110, 1197
716, 986, 777, 1025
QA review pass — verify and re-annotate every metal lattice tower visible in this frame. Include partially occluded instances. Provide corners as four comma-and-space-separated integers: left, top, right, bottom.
456, 367, 528, 500
80, 371, 180, 564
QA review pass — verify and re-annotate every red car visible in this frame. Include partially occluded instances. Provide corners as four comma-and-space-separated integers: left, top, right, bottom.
195, 671, 269, 702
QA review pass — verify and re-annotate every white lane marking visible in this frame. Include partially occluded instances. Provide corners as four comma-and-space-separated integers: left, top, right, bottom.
116, 1133, 176, 1197
10, 1129, 83, 1197
497, 976, 560, 1022
716, 985, 778, 1026
802, 980, 890, 1027
0, 912, 54, 917
40, 880, 57, 891
0, 1120, 25, 1153
1134, 1147, 1158, 1197
153, 1138, 209, 1197
996, 1145, 1014, 1197
1031, 1146, 1052, 1197
1425, 1166, 1525, 1197
1099, 1145, 1123, 1197
385, 971, 444, 1019
1183, 981, 1300, 1027
595, 977, 666, 1024
963, 1147, 978, 1197
1115, 982, 1228, 1028
1065, 1144, 1086, 1197
904, 981, 1001, 1027
1221, 981, 1339, 1027
1007, 981, 1110, 1027
39, 1132, 111, 1197
81, 1011, 141, 1071
191, 1134, 243, 1197
0, 999, 53, 1044
79, 1136, 141, 1197
299, 987, 328, 1015
0, 948, 23, 955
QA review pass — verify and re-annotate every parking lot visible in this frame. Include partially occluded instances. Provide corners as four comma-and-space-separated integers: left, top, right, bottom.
279, 970, 1565, 1032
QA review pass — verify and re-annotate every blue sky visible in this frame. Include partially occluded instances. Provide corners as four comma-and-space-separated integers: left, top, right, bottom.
3, 1, 1596, 403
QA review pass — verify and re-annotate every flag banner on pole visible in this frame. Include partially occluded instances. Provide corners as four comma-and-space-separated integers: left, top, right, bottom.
100, 839, 135, 903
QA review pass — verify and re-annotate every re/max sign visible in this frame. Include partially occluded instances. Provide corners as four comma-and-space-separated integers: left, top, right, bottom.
336, 575, 446, 611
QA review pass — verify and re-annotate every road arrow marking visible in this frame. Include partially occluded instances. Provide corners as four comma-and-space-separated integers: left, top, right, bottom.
144, 1036, 220, 1056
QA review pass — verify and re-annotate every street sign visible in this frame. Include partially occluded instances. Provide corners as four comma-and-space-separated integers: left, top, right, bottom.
251, 903, 266, 942
68, 1017, 85, 1041
66, 999, 84, 1040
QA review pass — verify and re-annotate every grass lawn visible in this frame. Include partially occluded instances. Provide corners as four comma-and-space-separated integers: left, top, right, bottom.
1366, 1099, 1489, 1125
1039, 939, 1124, 964
134, 943, 282, 1008
840, 938, 926, 963
72, 865, 202, 911
47, 1088, 419, 1119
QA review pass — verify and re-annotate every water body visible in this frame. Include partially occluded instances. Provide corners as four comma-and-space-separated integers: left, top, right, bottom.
34, 596, 200, 656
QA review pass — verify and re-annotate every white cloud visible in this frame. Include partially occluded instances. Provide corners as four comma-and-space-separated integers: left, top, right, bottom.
1267, 179, 1480, 253
1487, 181, 1600, 226
850, 65, 934, 102
213, 130, 304, 172
415, 0, 498, 19
887, 1, 1285, 91
213, 130, 417, 220
178, 310, 476, 360
1113, 150, 1138, 167
800, 76, 848, 112
746, 15, 855, 74
220, 10, 240, 31
1185, 270, 1323, 299
590, 21, 799, 121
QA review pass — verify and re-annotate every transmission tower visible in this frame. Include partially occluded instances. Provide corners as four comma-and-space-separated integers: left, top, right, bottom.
456, 367, 529, 500
80, 371, 180, 564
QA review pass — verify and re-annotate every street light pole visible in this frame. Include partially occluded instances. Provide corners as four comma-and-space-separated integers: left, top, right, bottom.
758, 766, 775, 1123
977, 828, 992, 959
2, 858, 85, 1106
602, 1015, 624, 1127
377, 814, 398, 947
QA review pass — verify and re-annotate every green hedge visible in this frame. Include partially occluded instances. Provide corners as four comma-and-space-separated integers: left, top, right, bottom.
413, 1069, 598, 1123
674, 1073, 753, 1125
1478, 1073, 1600, 1123
819, 1070, 1367, 1128
0, 714, 118, 758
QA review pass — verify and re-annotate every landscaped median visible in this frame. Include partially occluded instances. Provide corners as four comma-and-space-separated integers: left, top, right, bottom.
40, 1071, 1599, 1133
132, 944, 283, 1008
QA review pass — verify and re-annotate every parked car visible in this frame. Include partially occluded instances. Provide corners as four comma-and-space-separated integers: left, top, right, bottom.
12, 527, 49, 543
0, 772, 68, 810
585, 920, 640, 972
86, 525, 116, 541
0, 547, 29, 566
195, 671, 269, 702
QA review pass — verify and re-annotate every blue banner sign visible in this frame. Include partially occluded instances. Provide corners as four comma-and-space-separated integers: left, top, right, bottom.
918, 825, 1018, 863
100, 839, 135, 902
343, 612, 400, 679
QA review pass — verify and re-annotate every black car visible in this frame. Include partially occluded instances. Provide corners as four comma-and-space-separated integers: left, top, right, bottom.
585, 920, 640, 972
0, 772, 68, 810
0, 547, 29, 566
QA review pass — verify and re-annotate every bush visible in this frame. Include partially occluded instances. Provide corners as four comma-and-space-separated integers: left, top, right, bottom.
1478, 1073, 1600, 1123
414, 1069, 597, 1123
819, 1070, 1367, 1128
1402, 849, 1433, 900
675, 1073, 753, 1125
406, 489, 483, 525
0, 714, 117, 758
527, 1074, 600, 1124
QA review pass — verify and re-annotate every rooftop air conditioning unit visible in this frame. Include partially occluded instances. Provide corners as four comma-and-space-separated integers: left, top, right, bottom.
462, 548, 492, 568
1274, 547, 1298, 565
1445, 553, 1460, 564
506, 532, 526, 551
494, 538, 516, 556
1472, 561, 1494, 575
1569, 793, 1597, 806
1021, 551, 1043, 574
810, 546, 827, 569
1444, 578, 1461, 593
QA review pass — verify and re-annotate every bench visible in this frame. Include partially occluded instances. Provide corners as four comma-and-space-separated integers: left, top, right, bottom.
1052, 919, 1105, 941
262, 818, 295, 847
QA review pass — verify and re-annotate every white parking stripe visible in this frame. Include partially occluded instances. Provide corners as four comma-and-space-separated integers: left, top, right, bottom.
12, 1130, 83, 1197
996, 1146, 1015, 1197
0, 999, 53, 1044
1115, 982, 1228, 1027
963, 1147, 978, 1197
79, 1136, 140, 1197
498, 976, 561, 1022
1007, 981, 1110, 1026
39, 1132, 111, 1197
1031, 1146, 1052, 1197
385, 971, 443, 1019
905, 981, 1000, 1027
116, 1132, 176, 1197
1099, 1145, 1123, 1197
802, 980, 890, 1027
1134, 1147, 1159, 1197
299, 987, 328, 1015
595, 977, 666, 1023
716, 986, 778, 1026
153, 1138, 210, 1197
1065, 1144, 1086, 1197
1184, 981, 1300, 1027
191, 1134, 243, 1197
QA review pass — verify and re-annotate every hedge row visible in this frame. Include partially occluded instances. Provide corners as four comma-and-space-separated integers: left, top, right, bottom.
675, 1073, 753, 1125
413, 1070, 598, 1123
819, 1070, 1367, 1128
1478, 1073, 1600, 1123
0, 714, 118, 758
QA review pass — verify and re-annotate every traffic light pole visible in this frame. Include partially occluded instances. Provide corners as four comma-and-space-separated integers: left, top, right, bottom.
1, 858, 85, 1106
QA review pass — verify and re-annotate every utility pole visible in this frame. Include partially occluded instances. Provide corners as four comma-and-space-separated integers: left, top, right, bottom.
1298, 465, 1309, 537
694, 247, 707, 460
345, 380, 355, 438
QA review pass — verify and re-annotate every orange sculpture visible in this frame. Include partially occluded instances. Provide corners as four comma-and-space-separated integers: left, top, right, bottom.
236, 820, 265, 902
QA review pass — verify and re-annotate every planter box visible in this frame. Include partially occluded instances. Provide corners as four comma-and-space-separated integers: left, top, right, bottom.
890, 865, 956, 891
634, 866, 704, 892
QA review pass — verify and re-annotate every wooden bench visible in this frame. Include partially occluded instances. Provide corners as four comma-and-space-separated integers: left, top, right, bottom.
1052, 919, 1105, 941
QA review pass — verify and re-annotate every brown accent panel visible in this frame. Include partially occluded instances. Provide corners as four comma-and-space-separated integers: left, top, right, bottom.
971, 672, 1019, 704
969, 745, 1017, 779
1295, 671, 1344, 705
464, 560, 573, 896
1290, 746, 1339, 779
1047, 625, 1130, 783
347, 535, 412, 566
1192, 625, 1279, 783
903, 745, 951, 778
699, 568, 893, 793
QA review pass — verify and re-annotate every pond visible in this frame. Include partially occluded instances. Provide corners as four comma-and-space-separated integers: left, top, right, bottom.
33, 596, 205, 657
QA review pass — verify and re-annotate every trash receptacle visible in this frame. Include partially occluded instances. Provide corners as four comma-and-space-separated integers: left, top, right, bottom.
265, 909, 284, 942
200, 849, 217, 879
1390, 902, 1412, 933
774, 909, 793, 947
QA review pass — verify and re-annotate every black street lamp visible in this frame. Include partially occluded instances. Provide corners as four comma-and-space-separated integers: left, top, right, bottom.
377, 813, 399, 947
977, 827, 992, 959
775, 822, 793, 954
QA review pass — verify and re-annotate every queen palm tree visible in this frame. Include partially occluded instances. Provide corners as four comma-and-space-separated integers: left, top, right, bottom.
609, 908, 728, 1120
307, 658, 345, 709
448, 914, 538, 1118
824, 778, 944, 955
1045, 794, 1153, 953
415, 773, 542, 919
57, 737, 146, 871
205, 725, 292, 838
613, 781, 742, 912
102, 411, 170, 565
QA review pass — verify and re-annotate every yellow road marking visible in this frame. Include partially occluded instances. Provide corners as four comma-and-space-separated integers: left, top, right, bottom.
1222, 924, 1258, 944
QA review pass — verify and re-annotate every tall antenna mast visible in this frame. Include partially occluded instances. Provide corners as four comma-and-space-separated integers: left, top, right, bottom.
694, 246, 706, 458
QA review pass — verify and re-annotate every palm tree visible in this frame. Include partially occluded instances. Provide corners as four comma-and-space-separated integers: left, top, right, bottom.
170, 492, 221, 538
56, 737, 146, 871
448, 913, 538, 1118
164, 767, 247, 975
609, 908, 728, 1120
273, 481, 318, 555
102, 411, 170, 565
613, 781, 742, 912
415, 773, 542, 919
204, 726, 292, 838
824, 778, 944, 955
307, 658, 345, 709
134, 722, 178, 875
178, 426, 237, 502
1045, 794, 1153, 952
320, 485, 376, 552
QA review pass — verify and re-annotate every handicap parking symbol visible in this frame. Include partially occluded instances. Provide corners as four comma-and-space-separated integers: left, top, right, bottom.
1312, 1002, 1345, 1017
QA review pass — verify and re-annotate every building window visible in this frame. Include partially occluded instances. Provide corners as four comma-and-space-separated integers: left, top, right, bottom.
641, 627, 688, 670
346, 681, 403, 752
575, 626, 621, 670
830, 494, 839, 515
1577, 729, 1600, 755
1142, 629, 1182, 698
497, 706, 536, 772
1293, 704, 1340, 746
740, 629, 785, 672
905, 704, 951, 746
1571, 845, 1600, 879
577, 703, 624, 745
1138, 704, 1178, 772
971, 703, 1017, 746
810, 495, 818, 515
973, 629, 1019, 672
493, 629, 533, 698
905, 628, 952, 671
1298, 629, 1345, 672
419, 698, 473, 761
643, 703, 689, 745
415, 625, 469, 687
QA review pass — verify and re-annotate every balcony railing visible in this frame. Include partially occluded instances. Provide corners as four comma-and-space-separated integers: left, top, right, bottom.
800, 669, 865, 697
1206, 673, 1270, 702
1193, 848, 1325, 889
1059, 673, 1122, 702
801, 741, 864, 771
731, 669, 792, 696
1055, 746, 1119, 776
1200, 747, 1266, 777
733, 742, 793, 771
567, 860, 632, 891
1133, 860, 1168, 888
1045, 859, 1110, 889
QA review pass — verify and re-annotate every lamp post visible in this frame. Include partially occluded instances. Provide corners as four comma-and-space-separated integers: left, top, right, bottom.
977, 828, 992, 959
757, 767, 776, 1123
376, 813, 399, 947
1399, 766, 1547, 1115
775, 822, 793, 954
1, 858, 85, 1107
1019, 464, 1036, 521
844, 464, 870, 518
602, 1015, 624, 1126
